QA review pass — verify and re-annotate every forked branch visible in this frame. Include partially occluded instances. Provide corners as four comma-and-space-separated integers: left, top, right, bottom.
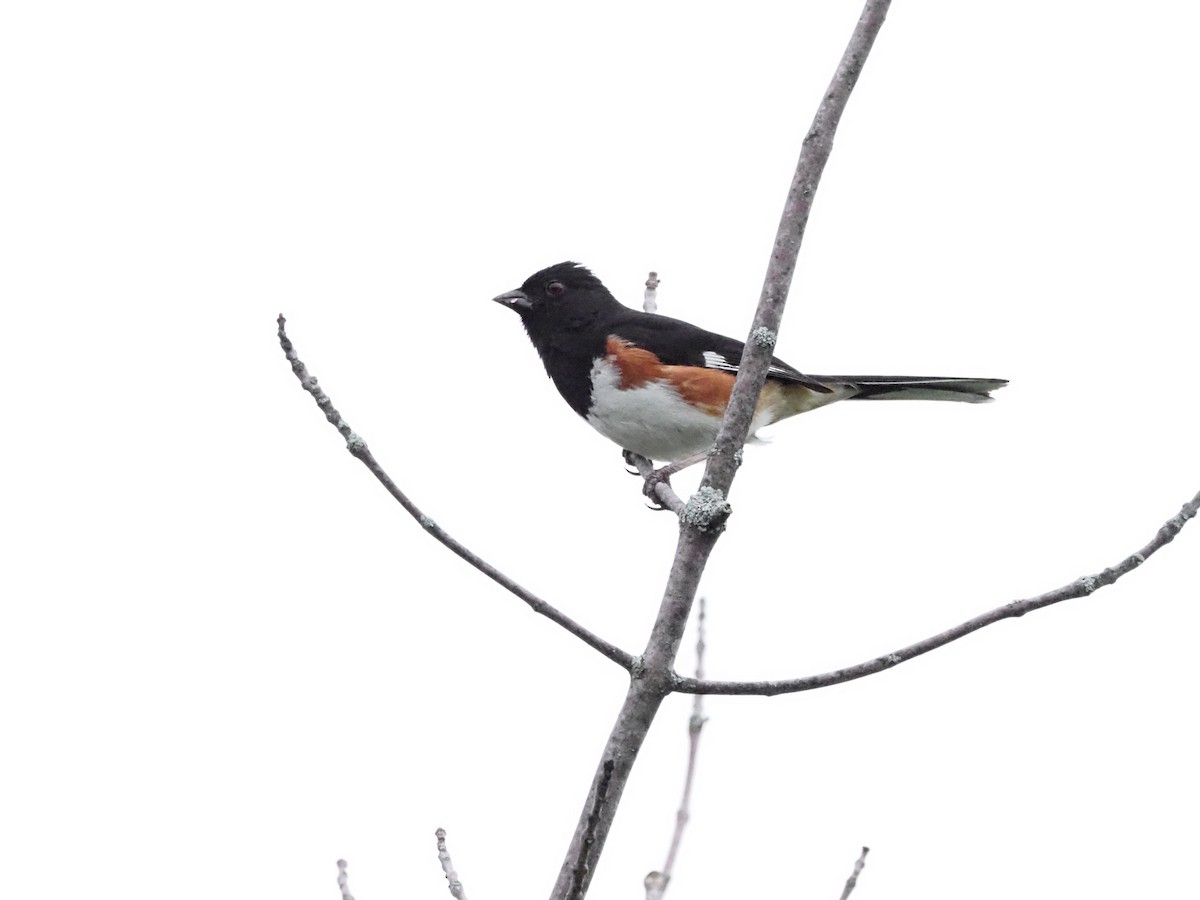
549, 4, 895, 898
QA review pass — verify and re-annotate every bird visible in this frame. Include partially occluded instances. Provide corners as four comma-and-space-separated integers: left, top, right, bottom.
493, 261, 1006, 466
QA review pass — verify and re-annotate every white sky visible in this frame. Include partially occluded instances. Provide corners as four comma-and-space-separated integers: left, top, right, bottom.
3, 2, 1198, 898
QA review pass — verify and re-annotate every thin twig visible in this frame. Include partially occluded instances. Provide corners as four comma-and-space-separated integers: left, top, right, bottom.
675, 488, 1200, 696
435, 828, 469, 900
277, 315, 636, 672
643, 271, 660, 313
838, 847, 870, 900
629, 272, 682, 512
551, 9, 893, 897
336, 859, 355, 900
645, 598, 709, 900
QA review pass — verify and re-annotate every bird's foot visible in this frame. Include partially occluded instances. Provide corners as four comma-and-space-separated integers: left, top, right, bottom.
642, 466, 675, 511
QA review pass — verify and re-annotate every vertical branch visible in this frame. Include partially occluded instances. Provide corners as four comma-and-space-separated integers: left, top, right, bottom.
645, 598, 709, 900
549, 4, 894, 898
704, 0, 892, 494
568, 760, 616, 900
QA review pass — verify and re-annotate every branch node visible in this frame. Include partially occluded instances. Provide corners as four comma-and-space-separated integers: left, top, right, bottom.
750, 326, 777, 348
679, 487, 732, 532
644, 870, 669, 896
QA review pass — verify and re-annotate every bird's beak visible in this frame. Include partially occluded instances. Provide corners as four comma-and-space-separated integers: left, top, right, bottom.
492, 288, 533, 311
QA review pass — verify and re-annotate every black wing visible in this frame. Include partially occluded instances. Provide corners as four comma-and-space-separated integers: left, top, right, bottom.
605, 308, 834, 394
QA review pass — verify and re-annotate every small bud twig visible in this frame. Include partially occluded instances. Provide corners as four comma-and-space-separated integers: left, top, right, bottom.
435, 828, 469, 900
336, 859, 355, 900
837, 847, 870, 900
643, 271, 660, 313
645, 597, 709, 900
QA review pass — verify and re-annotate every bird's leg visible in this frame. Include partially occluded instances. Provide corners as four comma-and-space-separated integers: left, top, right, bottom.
640, 450, 710, 509
621, 449, 709, 510
653, 450, 709, 482
620, 450, 674, 510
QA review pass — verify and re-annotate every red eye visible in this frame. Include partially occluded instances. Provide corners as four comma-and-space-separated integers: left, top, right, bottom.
546, 280, 565, 298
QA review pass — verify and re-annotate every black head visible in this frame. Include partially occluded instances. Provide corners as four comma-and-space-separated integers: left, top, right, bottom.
492, 262, 621, 324
492, 262, 626, 418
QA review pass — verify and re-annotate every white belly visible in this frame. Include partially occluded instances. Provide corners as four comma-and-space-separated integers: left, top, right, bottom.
584, 357, 724, 461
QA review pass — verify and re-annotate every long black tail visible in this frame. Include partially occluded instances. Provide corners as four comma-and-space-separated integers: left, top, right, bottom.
833, 376, 1008, 403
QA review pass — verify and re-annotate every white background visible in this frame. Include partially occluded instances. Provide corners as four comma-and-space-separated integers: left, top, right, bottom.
3, 2, 1197, 898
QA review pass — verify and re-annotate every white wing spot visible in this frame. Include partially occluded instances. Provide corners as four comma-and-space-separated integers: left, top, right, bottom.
704, 349, 793, 379
702, 351, 737, 372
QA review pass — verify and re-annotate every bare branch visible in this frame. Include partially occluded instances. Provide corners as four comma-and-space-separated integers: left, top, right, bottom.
550, 5, 893, 897
676, 488, 1200, 696
702, 0, 892, 497
837, 847, 870, 900
567, 760, 616, 900
645, 598, 709, 900
277, 315, 636, 672
435, 828, 469, 900
336, 859, 355, 900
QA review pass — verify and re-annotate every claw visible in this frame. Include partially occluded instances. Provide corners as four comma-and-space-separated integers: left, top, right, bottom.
642, 467, 673, 511
622, 449, 641, 475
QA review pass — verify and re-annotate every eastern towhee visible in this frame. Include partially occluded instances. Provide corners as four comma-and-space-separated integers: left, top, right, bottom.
494, 262, 1006, 465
